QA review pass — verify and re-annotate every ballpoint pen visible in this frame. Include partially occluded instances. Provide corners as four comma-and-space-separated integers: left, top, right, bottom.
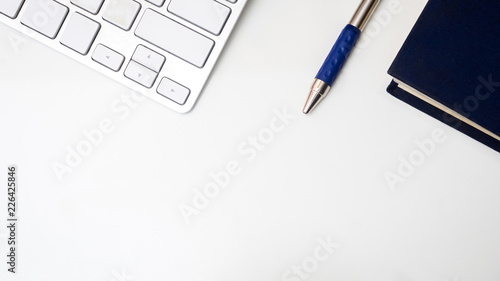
303, 0, 381, 114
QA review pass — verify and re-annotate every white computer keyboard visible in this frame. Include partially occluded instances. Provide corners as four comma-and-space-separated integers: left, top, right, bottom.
0, 0, 247, 113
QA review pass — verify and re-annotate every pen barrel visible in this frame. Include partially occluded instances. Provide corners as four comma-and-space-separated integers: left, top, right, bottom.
315, 25, 361, 86
350, 0, 381, 31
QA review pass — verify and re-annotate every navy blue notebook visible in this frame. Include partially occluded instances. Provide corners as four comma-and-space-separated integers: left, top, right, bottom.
387, 0, 500, 153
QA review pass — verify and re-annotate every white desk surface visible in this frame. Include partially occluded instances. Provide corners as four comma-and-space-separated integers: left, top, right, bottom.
1, 0, 500, 280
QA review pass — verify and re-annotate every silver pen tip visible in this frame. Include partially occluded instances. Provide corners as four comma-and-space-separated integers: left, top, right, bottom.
303, 79, 331, 114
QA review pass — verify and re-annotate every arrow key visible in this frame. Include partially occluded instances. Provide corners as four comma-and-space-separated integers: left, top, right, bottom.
124, 61, 158, 88
132, 45, 165, 72
157, 77, 190, 105
92, 44, 125, 71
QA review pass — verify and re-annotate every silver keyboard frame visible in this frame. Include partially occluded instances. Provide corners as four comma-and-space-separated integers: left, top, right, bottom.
0, 0, 247, 113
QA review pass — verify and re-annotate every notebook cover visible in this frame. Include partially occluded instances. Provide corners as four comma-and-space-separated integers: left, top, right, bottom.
387, 0, 500, 152
387, 80, 500, 153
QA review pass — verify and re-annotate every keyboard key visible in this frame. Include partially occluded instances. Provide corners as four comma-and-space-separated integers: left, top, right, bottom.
132, 45, 165, 72
20, 0, 69, 39
70, 0, 104, 15
0, 0, 25, 19
124, 61, 158, 88
60, 13, 100, 55
92, 44, 125, 71
157, 77, 190, 105
3, 0, 246, 113
145, 0, 165, 7
102, 0, 141, 31
168, 0, 230, 35
135, 9, 214, 68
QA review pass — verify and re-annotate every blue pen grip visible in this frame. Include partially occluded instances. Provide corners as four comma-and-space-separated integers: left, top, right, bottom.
315, 24, 361, 86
